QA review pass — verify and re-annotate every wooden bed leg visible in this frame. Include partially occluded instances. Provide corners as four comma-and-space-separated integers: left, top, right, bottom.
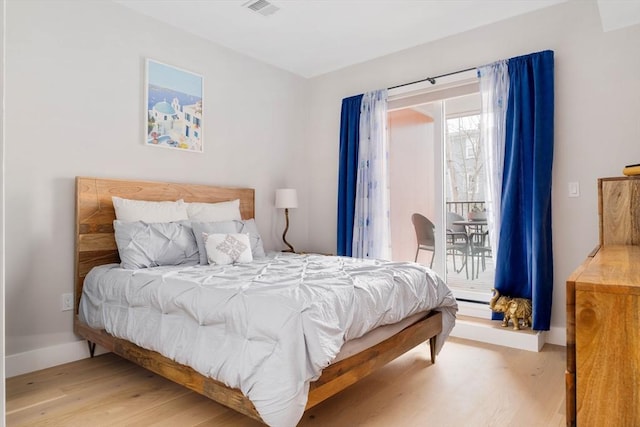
87, 341, 96, 358
429, 337, 436, 364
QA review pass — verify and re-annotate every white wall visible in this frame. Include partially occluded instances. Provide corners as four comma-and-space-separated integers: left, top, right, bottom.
306, 1, 640, 341
4, 0, 309, 368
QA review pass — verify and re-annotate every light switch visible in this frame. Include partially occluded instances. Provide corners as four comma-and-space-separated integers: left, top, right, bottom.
568, 182, 580, 198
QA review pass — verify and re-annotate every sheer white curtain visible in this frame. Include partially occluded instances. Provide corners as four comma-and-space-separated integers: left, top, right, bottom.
352, 89, 391, 259
478, 61, 509, 258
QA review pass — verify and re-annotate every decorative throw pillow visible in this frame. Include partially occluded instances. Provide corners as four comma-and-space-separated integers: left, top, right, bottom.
114, 220, 199, 269
234, 219, 266, 258
203, 233, 253, 265
191, 221, 239, 265
186, 199, 242, 222
112, 196, 188, 223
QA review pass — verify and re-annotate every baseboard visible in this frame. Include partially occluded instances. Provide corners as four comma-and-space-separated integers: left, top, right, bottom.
450, 316, 545, 352
5, 340, 108, 378
544, 325, 566, 346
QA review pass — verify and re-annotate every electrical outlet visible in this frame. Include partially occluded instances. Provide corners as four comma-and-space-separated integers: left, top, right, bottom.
61, 293, 74, 311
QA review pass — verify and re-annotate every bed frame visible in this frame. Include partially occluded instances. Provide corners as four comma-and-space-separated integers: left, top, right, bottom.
74, 176, 443, 423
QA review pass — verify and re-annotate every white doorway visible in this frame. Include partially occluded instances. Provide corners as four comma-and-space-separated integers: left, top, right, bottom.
388, 101, 445, 279
387, 76, 494, 305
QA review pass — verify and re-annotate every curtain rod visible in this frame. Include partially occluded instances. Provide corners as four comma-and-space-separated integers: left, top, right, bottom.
387, 66, 477, 90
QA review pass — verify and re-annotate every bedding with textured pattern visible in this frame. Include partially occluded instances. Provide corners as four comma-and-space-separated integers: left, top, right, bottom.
79, 253, 457, 426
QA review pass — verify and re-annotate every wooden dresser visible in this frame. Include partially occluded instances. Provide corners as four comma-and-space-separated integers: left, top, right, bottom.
566, 177, 640, 426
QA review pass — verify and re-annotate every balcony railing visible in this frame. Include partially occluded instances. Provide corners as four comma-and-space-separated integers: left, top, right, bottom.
446, 201, 486, 219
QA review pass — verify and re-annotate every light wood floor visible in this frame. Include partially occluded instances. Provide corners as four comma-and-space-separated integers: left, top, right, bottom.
6, 337, 566, 426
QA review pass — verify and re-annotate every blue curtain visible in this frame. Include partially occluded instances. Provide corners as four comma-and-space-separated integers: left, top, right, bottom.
337, 94, 363, 256
493, 50, 554, 330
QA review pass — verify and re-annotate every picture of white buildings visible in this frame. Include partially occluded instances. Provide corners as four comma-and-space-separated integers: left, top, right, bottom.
146, 59, 203, 152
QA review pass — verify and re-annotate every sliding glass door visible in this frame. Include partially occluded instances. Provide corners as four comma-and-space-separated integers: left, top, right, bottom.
443, 94, 493, 303
388, 75, 493, 306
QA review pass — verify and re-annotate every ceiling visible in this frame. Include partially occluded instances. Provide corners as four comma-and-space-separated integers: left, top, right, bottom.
115, 0, 640, 78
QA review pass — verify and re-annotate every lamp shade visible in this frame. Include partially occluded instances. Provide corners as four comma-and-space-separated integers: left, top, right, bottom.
275, 188, 298, 209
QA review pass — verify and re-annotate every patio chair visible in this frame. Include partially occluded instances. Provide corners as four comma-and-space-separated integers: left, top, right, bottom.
446, 212, 469, 279
469, 230, 492, 279
411, 213, 435, 268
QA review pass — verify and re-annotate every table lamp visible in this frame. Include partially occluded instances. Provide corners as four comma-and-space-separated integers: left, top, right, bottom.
275, 188, 298, 253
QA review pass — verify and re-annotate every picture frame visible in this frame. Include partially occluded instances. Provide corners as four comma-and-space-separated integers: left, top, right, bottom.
145, 59, 204, 153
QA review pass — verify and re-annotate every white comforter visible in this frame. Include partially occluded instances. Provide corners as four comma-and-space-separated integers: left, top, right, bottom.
79, 253, 457, 426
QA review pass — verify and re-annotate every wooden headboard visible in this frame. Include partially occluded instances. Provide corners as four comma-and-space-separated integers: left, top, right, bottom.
75, 177, 255, 314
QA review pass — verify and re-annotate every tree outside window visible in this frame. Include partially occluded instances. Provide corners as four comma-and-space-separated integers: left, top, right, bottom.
446, 114, 484, 203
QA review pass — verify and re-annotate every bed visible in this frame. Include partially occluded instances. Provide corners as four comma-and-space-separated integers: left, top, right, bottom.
74, 176, 457, 426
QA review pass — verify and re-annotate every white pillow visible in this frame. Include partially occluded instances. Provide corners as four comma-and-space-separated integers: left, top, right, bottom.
187, 199, 242, 222
204, 233, 253, 265
112, 196, 188, 223
192, 221, 239, 265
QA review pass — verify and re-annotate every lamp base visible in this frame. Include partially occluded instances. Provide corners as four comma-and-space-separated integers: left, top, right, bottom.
282, 208, 295, 253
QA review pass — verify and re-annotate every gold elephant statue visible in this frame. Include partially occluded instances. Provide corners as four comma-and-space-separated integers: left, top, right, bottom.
489, 289, 532, 330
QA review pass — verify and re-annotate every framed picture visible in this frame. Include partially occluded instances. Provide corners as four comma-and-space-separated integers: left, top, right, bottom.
145, 59, 203, 152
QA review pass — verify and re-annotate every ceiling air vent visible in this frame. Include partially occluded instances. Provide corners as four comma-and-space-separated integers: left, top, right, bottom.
242, 0, 280, 16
